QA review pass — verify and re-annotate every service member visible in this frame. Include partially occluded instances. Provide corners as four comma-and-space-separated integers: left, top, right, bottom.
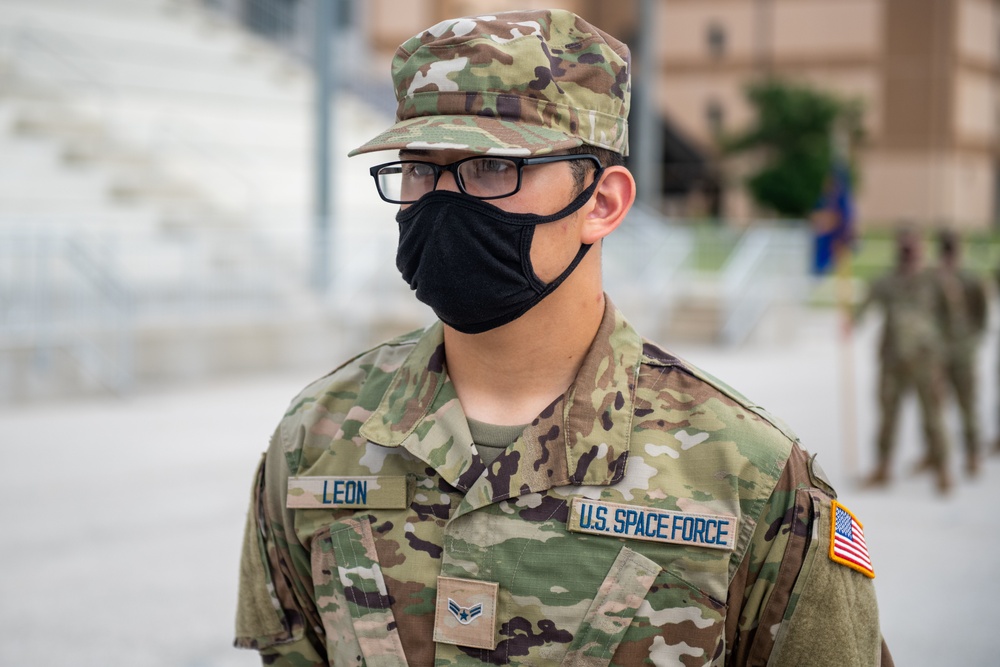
933, 229, 988, 476
853, 228, 951, 493
236, 10, 893, 666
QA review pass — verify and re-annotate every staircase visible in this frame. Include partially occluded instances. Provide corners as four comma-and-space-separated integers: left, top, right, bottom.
0, 0, 423, 402
0, 0, 814, 402
604, 216, 811, 347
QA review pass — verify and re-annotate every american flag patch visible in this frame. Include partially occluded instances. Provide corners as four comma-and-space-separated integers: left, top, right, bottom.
829, 500, 875, 578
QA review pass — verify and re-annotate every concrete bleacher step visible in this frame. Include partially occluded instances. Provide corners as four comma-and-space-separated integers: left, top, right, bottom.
108, 175, 204, 204
0, 346, 116, 402
665, 294, 726, 343
0, 69, 54, 100
0, 98, 220, 228
0, 146, 116, 207
0, 0, 390, 234
62, 140, 154, 169
0, 0, 309, 94
12, 110, 106, 141
0, 0, 412, 400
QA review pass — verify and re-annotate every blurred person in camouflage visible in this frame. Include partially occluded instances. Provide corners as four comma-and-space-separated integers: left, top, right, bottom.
234, 9, 891, 666
852, 227, 952, 493
932, 229, 988, 476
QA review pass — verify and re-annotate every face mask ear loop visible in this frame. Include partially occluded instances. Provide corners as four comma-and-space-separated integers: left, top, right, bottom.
520, 225, 544, 292
521, 227, 594, 294
453, 241, 593, 334
519, 167, 605, 291
539, 242, 593, 294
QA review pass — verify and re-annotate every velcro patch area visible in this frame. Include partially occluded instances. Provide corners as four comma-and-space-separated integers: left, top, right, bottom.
567, 497, 736, 551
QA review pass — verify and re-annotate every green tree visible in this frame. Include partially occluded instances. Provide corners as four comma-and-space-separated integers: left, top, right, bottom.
723, 79, 861, 218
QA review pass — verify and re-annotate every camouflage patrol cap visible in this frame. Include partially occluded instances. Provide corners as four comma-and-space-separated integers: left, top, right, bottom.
348, 9, 631, 157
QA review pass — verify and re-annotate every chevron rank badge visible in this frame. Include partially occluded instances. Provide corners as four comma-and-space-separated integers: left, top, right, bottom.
434, 576, 498, 650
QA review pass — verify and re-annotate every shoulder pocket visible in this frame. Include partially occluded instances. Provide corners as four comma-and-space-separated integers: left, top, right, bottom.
560, 546, 662, 666
767, 492, 882, 667
311, 516, 408, 667
235, 454, 299, 649
580, 546, 728, 667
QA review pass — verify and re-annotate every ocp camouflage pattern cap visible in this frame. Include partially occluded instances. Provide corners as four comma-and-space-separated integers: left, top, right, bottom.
348, 9, 631, 157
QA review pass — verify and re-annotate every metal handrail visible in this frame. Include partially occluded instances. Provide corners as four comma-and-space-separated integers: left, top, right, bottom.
603, 205, 695, 338
718, 224, 809, 345
64, 234, 134, 393
0, 230, 135, 394
0, 223, 306, 398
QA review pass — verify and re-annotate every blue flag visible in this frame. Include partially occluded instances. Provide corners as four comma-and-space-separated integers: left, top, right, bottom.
811, 161, 855, 275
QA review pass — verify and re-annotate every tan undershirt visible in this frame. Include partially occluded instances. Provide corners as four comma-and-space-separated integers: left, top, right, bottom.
467, 417, 528, 467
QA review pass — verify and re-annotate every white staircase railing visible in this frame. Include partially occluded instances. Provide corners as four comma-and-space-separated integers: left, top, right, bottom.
717, 223, 811, 345
603, 204, 696, 340
0, 223, 312, 398
606, 209, 812, 347
0, 229, 134, 394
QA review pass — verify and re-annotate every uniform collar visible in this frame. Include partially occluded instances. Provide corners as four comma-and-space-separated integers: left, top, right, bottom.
359, 297, 643, 498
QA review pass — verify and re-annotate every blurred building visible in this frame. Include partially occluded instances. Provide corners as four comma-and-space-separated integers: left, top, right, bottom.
356, 0, 1000, 230
656, 0, 1000, 230
19, 0, 985, 399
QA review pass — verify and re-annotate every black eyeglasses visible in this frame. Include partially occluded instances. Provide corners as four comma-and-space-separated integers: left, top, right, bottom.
368, 154, 602, 204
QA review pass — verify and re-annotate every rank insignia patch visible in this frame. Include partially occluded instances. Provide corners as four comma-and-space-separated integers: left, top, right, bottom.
434, 576, 498, 650
830, 500, 875, 578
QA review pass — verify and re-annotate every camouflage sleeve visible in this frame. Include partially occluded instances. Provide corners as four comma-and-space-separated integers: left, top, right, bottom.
932, 274, 954, 338
966, 273, 989, 335
725, 444, 893, 666
851, 278, 881, 324
235, 429, 327, 665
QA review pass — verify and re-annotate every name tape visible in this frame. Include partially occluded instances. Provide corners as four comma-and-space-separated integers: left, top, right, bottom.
286, 476, 408, 509
567, 497, 737, 551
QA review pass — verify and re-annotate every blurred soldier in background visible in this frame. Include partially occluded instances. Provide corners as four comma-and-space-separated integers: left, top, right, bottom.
853, 227, 952, 493
932, 229, 987, 476
995, 262, 1000, 456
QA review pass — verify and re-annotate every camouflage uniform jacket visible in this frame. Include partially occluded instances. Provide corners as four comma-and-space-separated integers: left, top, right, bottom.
933, 266, 988, 354
236, 300, 890, 666
855, 269, 947, 363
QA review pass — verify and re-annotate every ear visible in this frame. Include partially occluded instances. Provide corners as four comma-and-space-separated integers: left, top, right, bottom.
580, 166, 636, 245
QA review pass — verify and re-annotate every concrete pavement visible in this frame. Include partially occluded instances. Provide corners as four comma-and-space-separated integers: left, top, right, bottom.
1, 307, 996, 666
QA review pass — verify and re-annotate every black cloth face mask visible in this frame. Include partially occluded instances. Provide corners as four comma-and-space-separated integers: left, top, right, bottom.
395, 174, 603, 334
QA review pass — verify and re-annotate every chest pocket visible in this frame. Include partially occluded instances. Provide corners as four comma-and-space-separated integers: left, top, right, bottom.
560, 546, 660, 666
562, 546, 726, 667
311, 517, 409, 667
614, 568, 727, 666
